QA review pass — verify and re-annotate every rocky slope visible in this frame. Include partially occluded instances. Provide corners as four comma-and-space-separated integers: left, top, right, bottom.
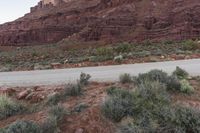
1, 0, 200, 46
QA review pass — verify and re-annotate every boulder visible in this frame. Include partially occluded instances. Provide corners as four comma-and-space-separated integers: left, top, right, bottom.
17, 89, 31, 100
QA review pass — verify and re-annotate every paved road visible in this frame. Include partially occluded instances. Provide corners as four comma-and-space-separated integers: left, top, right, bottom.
0, 59, 200, 87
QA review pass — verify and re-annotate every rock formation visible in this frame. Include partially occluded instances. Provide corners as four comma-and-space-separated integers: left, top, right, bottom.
0, 0, 200, 46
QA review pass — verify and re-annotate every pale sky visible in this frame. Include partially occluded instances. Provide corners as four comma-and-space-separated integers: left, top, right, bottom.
0, 0, 39, 24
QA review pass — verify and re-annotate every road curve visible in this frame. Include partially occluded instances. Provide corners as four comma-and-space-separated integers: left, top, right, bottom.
0, 59, 200, 87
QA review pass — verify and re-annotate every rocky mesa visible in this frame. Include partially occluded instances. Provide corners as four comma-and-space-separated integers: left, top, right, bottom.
0, 0, 200, 46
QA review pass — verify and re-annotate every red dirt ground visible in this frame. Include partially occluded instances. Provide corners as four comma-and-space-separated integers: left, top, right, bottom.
0, 79, 200, 132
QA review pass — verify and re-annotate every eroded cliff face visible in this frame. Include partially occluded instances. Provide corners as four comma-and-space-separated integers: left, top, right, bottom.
0, 0, 200, 46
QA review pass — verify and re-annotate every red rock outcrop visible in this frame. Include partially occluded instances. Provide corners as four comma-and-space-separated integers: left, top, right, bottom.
0, 0, 200, 46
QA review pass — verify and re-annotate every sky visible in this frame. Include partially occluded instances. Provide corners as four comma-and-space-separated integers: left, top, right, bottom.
0, 0, 39, 24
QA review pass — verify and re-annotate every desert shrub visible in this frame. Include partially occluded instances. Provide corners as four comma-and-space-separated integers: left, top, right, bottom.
5, 120, 42, 133
103, 70, 199, 132
106, 87, 134, 99
119, 73, 132, 84
103, 81, 170, 122
172, 106, 200, 133
163, 40, 174, 45
106, 86, 122, 95
136, 81, 170, 112
119, 105, 186, 133
79, 72, 91, 85
118, 85, 199, 132
96, 47, 113, 56
46, 93, 65, 106
73, 103, 88, 113
67, 57, 89, 63
120, 124, 142, 133
180, 79, 194, 94
132, 51, 151, 57
89, 55, 113, 62
41, 117, 59, 133
152, 49, 163, 56
41, 105, 67, 133
102, 87, 135, 122
102, 96, 132, 122
0, 95, 25, 120
182, 40, 200, 50
114, 43, 132, 53
136, 70, 191, 94
48, 105, 67, 122
64, 83, 82, 96
172, 66, 189, 80
143, 40, 153, 46
0, 128, 6, 133
47, 72, 91, 105
136, 69, 168, 85
166, 75, 181, 91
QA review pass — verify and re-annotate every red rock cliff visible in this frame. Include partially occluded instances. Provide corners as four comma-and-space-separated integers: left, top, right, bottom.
0, 0, 200, 46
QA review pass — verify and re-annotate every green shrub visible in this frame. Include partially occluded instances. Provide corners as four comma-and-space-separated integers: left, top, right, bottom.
102, 88, 135, 122
172, 66, 189, 80
180, 79, 194, 94
79, 72, 91, 85
5, 120, 42, 133
166, 75, 181, 91
102, 96, 131, 122
46, 93, 65, 106
136, 81, 171, 111
103, 81, 170, 122
120, 124, 142, 133
136, 70, 192, 94
41, 105, 67, 133
48, 105, 67, 122
143, 40, 153, 46
0, 128, 6, 133
89, 55, 113, 62
64, 83, 82, 96
103, 70, 198, 132
173, 106, 200, 133
41, 117, 59, 133
132, 51, 151, 57
106, 86, 122, 96
96, 47, 113, 56
0, 95, 25, 120
137, 69, 168, 85
73, 103, 88, 113
119, 104, 194, 133
119, 73, 132, 84
114, 43, 132, 53
67, 57, 89, 63
182, 40, 200, 50
106, 87, 133, 99
102, 69, 200, 132
46, 73, 91, 106
163, 40, 174, 45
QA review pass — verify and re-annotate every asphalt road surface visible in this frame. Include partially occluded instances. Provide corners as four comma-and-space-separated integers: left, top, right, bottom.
0, 59, 200, 87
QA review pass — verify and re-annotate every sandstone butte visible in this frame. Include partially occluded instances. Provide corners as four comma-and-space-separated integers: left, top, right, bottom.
0, 0, 200, 46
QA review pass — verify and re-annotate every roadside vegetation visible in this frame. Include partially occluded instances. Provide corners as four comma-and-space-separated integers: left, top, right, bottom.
0, 95, 26, 120
0, 73, 91, 133
46, 72, 91, 105
102, 67, 199, 133
0, 40, 200, 72
0, 68, 200, 133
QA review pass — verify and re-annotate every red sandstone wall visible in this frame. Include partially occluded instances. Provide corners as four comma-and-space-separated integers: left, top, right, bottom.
0, 0, 200, 46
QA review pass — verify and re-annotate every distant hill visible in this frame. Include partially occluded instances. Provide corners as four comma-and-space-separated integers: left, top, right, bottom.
0, 0, 200, 46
